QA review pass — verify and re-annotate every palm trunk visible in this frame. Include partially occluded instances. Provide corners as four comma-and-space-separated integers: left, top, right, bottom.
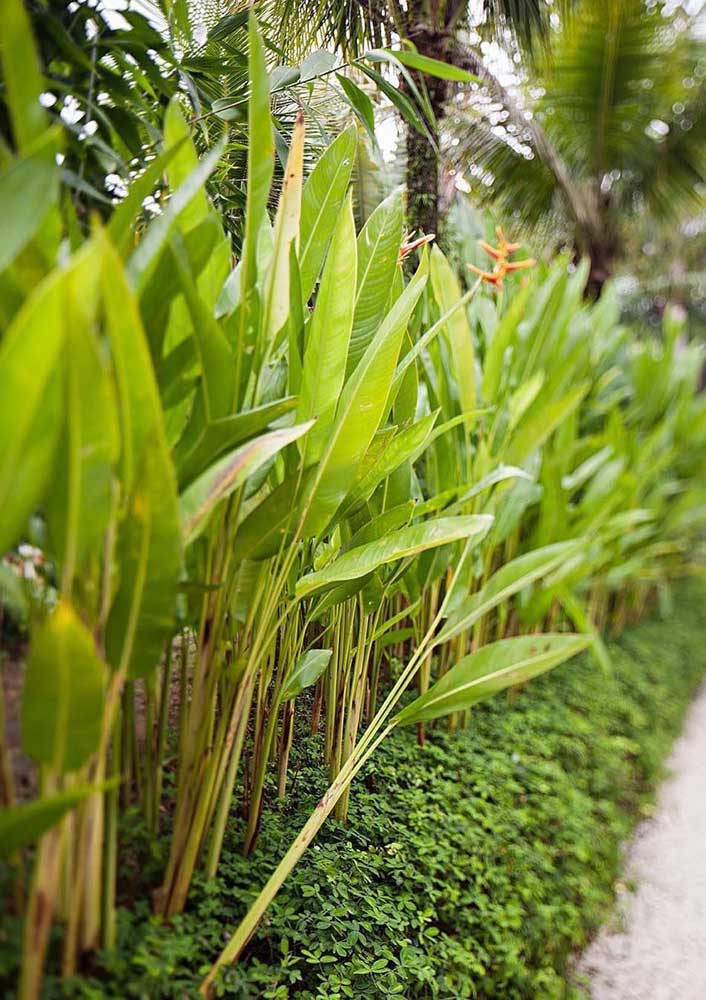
403, 11, 451, 240
405, 73, 447, 238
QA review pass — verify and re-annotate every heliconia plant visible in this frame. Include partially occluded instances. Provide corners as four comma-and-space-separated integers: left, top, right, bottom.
1, 4, 706, 999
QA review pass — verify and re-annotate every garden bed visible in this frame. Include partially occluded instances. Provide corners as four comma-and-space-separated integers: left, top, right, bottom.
3, 582, 704, 1000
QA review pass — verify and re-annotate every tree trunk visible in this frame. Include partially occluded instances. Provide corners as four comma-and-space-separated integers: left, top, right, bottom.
586, 245, 612, 299
405, 68, 448, 238
403, 13, 452, 239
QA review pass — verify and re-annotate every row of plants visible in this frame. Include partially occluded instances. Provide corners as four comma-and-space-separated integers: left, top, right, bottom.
1, 3, 706, 998
5, 580, 705, 999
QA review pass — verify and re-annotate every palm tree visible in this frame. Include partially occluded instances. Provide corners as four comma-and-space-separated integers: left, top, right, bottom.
259, 0, 557, 238
449, 0, 706, 295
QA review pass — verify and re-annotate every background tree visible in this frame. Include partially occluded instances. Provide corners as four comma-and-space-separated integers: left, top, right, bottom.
260, 0, 559, 238
450, 0, 706, 295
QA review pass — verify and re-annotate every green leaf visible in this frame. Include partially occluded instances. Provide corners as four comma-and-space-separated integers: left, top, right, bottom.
163, 98, 212, 233
342, 411, 439, 515
358, 64, 430, 139
107, 141, 185, 255
481, 285, 530, 404
22, 602, 105, 772
346, 501, 417, 550
299, 126, 357, 301
281, 648, 332, 701
557, 587, 612, 674
126, 138, 226, 292
303, 264, 428, 537
239, 13, 274, 317
232, 468, 315, 563
0, 130, 59, 271
298, 193, 357, 462
101, 235, 182, 678
380, 48, 479, 83
0, 787, 106, 858
346, 189, 405, 376
170, 233, 235, 420
336, 74, 375, 138
261, 113, 304, 348
436, 541, 581, 645
1, 0, 47, 151
430, 246, 476, 427
506, 384, 590, 464
296, 515, 492, 599
47, 243, 119, 575
175, 396, 298, 488
0, 267, 64, 555
180, 422, 314, 545
395, 633, 590, 726
300, 50, 336, 80
0, 563, 27, 620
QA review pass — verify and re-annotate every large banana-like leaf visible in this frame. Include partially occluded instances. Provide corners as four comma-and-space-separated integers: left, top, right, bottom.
395, 634, 590, 726
346, 188, 405, 375
126, 139, 226, 293
47, 246, 119, 575
238, 13, 274, 326
2, 0, 47, 151
163, 98, 212, 233
180, 422, 313, 544
506, 384, 589, 464
430, 246, 476, 428
0, 130, 59, 271
436, 540, 582, 645
341, 411, 439, 516
22, 602, 105, 772
299, 126, 357, 301
303, 264, 428, 537
175, 397, 298, 488
296, 515, 492, 599
261, 113, 305, 348
298, 193, 357, 461
0, 267, 65, 555
101, 235, 182, 678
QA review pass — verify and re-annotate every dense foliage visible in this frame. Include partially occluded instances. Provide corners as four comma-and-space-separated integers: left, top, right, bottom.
3, 582, 704, 999
1, 2, 706, 998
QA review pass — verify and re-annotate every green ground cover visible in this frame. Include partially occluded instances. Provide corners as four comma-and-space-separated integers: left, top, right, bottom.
3, 582, 704, 1000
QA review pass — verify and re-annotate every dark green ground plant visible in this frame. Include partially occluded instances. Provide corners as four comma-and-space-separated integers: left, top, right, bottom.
3, 581, 703, 999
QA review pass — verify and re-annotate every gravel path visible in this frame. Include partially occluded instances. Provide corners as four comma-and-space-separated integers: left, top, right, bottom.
577, 681, 706, 1000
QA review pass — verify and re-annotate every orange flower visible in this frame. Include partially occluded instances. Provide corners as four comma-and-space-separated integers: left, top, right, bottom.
468, 226, 535, 289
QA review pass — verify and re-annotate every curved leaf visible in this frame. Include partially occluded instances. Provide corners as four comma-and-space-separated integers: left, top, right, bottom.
436, 540, 582, 645
281, 648, 332, 701
180, 422, 313, 544
299, 126, 357, 301
22, 602, 105, 772
298, 193, 357, 461
395, 633, 590, 726
296, 515, 492, 599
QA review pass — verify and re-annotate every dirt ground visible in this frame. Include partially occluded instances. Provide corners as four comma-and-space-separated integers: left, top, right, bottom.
577, 681, 706, 1000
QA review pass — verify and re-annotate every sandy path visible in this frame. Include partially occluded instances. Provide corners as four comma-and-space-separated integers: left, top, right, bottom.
577, 681, 706, 1000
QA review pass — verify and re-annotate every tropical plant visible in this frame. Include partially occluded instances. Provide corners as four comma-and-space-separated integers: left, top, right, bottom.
255, 0, 563, 239
2, 3, 706, 1000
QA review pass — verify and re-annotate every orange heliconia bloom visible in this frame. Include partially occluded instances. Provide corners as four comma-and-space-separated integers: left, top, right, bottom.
468, 226, 535, 288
